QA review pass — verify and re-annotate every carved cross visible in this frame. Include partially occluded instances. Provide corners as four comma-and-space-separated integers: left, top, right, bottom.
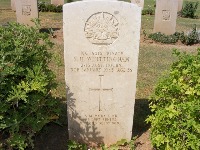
89, 75, 113, 111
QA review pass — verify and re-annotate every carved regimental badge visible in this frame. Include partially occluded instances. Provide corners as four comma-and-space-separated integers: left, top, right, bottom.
84, 12, 119, 45
162, 10, 171, 21
22, 5, 31, 16
135, 0, 140, 4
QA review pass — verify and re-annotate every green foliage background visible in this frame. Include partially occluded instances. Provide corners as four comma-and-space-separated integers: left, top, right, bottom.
148, 25, 200, 45
0, 23, 61, 149
181, 1, 199, 18
147, 49, 200, 150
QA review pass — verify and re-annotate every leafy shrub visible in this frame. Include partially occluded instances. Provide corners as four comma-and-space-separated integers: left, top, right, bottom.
142, 5, 154, 15
142, 8, 154, 15
184, 25, 200, 45
181, 1, 199, 18
38, 2, 62, 13
148, 25, 200, 45
146, 49, 200, 150
0, 23, 61, 149
68, 138, 136, 150
148, 32, 181, 44
67, 0, 74, 3
38, 1, 47, 12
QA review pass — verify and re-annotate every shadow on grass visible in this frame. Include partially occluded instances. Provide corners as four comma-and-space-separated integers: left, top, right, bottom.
34, 98, 151, 150
39, 28, 61, 34
132, 99, 151, 138
33, 97, 68, 150
34, 86, 104, 150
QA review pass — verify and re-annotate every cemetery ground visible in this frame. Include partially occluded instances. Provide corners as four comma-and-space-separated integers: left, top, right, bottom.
0, 0, 200, 150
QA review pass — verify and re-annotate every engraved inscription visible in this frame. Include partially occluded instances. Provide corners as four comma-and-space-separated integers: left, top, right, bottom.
71, 51, 133, 73
85, 114, 119, 125
89, 75, 113, 111
135, 0, 140, 4
22, 5, 31, 16
84, 12, 119, 45
162, 10, 170, 21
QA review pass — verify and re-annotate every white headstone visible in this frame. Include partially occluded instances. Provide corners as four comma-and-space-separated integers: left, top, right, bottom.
178, 0, 183, 12
64, 0, 141, 145
15, 0, 38, 26
153, 0, 178, 35
131, 0, 144, 9
11, 0, 16, 11
51, 0, 64, 5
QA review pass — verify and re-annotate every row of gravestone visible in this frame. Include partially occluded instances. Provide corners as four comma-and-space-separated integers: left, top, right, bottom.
11, 0, 144, 26
10, 0, 184, 146
11, 0, 65, 11
11, 0, 144, 11
11, 0, 183, 35
11, 0, 183, 11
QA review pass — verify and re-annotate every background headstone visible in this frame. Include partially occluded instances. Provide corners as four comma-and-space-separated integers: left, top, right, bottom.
153, 0, 178, 35
64, 0, 141, 145
11, 0, 16, 11
51, 0, 64, 5
131, 0, 144, 9
178, 0, 183, 12
15, 0, 38, 26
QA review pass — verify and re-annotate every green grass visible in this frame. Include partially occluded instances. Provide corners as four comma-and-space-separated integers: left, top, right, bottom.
136, 44, 174, 98
0, 10, 16, 24
0, 0, 10, 9
177, 17, 200, 32
143, 0, 155, 9
143, 0, 200, 12
141, 15, 154, 34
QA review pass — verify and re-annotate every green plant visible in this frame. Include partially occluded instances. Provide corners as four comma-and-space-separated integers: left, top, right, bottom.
181, 1, 199, 18
38, 2, 47, 12
149, 25, 200, 45
38, 2, 62, 13
142, 8, 154, 15
142, 5, 154, 15
148, 32, 180, 44
184, 25, 199, 45
67, 138, 136, 150
0, 22, 61, 149
146, 49, 200, 150
101, 138, 136, 150
67, 0, 74, 3
67, 140, 88, 150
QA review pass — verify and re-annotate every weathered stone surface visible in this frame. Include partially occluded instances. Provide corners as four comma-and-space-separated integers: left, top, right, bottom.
131, 0, 144, 9
178, 0, 183, 12
11, 0, 16, 11
153, 0, 178, 35
64, 0, 141, 145
15, 0, 38, 26
51, 0, 64, 5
